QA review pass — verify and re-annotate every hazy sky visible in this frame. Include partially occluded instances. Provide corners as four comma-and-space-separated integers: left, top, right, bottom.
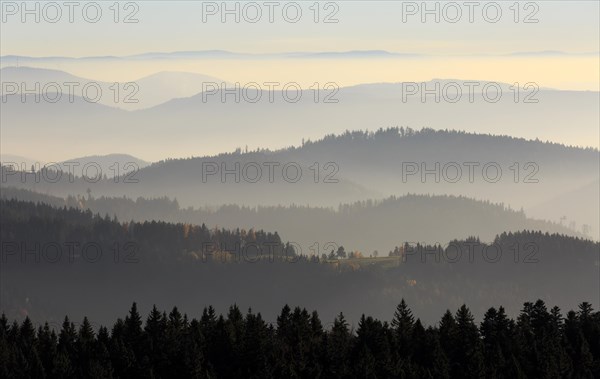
2, 1, 598, 56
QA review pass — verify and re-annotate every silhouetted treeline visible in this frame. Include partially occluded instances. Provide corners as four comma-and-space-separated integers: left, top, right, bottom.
1, 299, 599, 378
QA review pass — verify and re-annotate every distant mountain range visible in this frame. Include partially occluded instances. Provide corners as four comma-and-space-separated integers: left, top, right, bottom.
2, 50, 597, 62
2, 70, 598, 161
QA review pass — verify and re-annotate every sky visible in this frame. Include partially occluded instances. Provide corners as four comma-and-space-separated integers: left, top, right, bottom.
1, 1, 599, 57
1, 1, 599, 90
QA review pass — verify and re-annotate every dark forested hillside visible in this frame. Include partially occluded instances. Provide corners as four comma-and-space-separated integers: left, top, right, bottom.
0, 199, 290, 267
1, 299, 599, 378
1, 198, 598, 332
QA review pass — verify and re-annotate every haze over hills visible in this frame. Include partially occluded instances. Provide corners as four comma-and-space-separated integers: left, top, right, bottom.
3, 128, 598, 238
2, 76, 598, 162
134, 71, 229, 108
0, 187, 583, 253
0, 66, 227, 110
57, 154, 150, 178
2, 47, 598, 94
1, 153, 149, 178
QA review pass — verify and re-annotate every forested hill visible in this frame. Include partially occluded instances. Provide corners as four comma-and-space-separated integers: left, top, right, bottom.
293, 127, 598, 158
1, 299, 599, 378
1, 198, 598, 333
0, 199, 290, 267
0, 187, 584, 254
143, 127, 598, 186
4, 127, 599, 198
124, 128, 600, 205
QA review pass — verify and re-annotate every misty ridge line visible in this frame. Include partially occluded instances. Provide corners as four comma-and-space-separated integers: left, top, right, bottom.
0, 82, 573, 109
3, 49, 600, 61
4, 70, 599, 157
1, 196, 597, 266
0, 186, 563, 222
1, 64, 588, 89
3, 65, 583, 113
2, 128, 597, 243
2, 127, 597, 241
0, 186, 591, 256
2, 127, 597, 169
